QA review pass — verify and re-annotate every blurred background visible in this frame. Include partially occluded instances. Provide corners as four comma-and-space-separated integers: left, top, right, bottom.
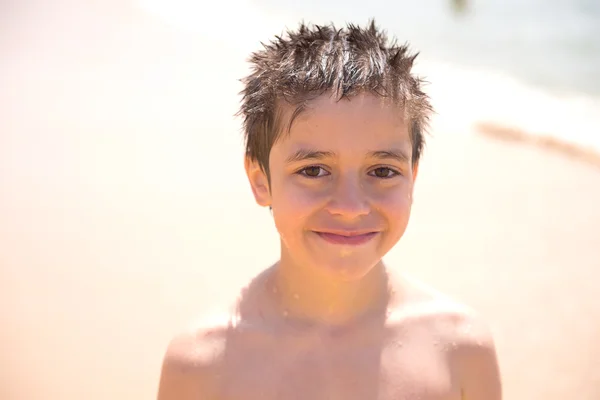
1, 1, 599, 399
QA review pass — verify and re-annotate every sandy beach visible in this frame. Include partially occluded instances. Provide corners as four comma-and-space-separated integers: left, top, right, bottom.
1, 3, 600, 399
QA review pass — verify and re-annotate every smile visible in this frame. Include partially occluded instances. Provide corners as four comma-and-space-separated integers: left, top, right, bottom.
313, 231, 379, 245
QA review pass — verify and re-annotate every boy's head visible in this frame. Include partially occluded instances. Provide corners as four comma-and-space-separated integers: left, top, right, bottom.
240, 20, 433, 280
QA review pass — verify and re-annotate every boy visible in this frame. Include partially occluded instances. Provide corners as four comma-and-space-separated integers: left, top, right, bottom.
157, 20, 502, 400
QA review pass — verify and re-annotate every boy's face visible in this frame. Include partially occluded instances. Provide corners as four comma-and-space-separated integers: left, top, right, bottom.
246, 93, 418, 281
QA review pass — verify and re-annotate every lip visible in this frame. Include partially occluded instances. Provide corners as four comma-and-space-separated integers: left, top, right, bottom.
313, 231, 379, 245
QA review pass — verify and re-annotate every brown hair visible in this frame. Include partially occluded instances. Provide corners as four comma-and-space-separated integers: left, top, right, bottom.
238, 20, 433, 176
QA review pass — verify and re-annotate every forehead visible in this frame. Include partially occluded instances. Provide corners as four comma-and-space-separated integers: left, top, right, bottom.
275, 92, 411, 152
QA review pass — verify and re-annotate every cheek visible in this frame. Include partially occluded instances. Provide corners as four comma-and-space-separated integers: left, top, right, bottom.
270, 179, 318, 237
375, 185, 414, 224
274, 178, 326, 213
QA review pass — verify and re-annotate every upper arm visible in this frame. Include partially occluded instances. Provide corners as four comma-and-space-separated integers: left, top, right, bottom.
450, 314, 502, 400
156, 331, 221, 400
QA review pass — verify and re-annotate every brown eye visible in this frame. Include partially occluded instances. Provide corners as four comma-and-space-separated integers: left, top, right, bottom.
371, 167, 397, 178
302, 166, 324, 177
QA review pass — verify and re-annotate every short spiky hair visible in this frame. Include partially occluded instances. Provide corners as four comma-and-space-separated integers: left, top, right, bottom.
238, 20, 433, 176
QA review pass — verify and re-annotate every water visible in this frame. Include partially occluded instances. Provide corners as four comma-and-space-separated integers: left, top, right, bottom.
250, 0, 600, 97
399, 0, 600, 97
247, 0, 600, 153
11, 0, 599, 154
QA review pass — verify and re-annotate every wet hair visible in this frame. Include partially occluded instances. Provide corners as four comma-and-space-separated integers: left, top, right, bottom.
238, 19, 433, 176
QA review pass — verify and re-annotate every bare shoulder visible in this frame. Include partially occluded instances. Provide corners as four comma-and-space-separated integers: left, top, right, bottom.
390, 274, 502, 399
392, 274, 494, 342
157, 312, 231, 400
156, 268, 277, 399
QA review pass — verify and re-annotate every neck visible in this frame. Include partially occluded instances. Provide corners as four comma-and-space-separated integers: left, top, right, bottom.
269, 248, 390, 327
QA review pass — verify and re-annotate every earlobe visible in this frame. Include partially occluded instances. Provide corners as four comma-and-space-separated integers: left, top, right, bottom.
244, 156, 271, 207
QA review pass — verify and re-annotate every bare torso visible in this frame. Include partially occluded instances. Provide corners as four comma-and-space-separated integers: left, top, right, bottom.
206, 314, 460, 400
157, 272, 499, 400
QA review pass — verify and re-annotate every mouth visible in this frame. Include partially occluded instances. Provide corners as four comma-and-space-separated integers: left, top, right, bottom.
313, 231, 379, 246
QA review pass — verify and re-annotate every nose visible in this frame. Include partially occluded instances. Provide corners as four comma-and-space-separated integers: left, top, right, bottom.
325, 175, 370, 219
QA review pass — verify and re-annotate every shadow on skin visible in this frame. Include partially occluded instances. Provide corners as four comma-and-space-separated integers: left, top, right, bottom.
219, 265, 391, 399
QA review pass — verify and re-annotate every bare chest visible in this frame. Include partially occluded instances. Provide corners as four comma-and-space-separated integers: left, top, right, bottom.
216, 330, 460, 400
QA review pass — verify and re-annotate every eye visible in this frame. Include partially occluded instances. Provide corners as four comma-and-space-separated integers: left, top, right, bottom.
298, 166, 329, 178
369, 167, 400, 178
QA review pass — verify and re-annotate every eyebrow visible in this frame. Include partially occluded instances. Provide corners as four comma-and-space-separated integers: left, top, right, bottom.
368, 149, 411, 164
285, 148, 410, 164
285, 149, 335, 164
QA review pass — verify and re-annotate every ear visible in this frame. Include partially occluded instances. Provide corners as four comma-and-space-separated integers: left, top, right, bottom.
245, 156, 271, 207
